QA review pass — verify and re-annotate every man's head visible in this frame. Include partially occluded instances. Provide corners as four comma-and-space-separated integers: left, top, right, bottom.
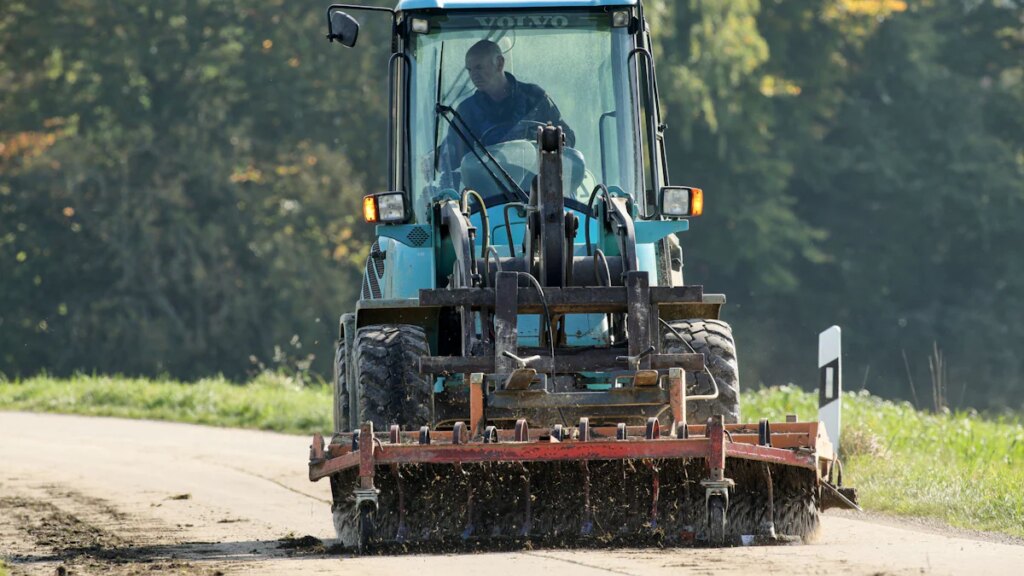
465, 40, 506, 96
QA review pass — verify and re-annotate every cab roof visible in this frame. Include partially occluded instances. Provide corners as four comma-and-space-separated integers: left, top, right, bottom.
396, 0, 637, 11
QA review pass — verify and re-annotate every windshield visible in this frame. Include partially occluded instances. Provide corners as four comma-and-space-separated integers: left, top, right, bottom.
406, 10, 643, 221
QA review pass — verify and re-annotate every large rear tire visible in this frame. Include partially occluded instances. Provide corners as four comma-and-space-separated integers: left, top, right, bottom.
663, 319, 740, 424
332, 324, 433, 547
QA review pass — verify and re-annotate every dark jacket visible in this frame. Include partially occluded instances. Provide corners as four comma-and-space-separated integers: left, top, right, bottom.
440, 72, 575, 173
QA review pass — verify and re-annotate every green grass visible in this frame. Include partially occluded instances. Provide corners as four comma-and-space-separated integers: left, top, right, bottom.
1, 376, 1021, 537
0, 373, 332, 435
746, 386, 1024, 538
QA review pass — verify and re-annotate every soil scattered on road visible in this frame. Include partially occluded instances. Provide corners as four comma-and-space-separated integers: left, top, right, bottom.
0, 484, 222, 575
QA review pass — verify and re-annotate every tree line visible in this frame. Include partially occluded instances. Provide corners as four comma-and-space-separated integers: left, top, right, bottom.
1, 0, 1022, 411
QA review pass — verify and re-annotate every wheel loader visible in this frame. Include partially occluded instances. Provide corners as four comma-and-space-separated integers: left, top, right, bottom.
307, 0, 858, 552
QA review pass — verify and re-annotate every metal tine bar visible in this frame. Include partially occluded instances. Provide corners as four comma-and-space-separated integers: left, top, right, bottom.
340, 431, 817, 444
326, 430, 819, 455
339, 422, 818, 444
311, 442, 820, 481
345, 430, 818, 443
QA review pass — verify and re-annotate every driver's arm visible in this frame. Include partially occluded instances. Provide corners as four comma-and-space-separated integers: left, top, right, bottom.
523, 88, 575, 147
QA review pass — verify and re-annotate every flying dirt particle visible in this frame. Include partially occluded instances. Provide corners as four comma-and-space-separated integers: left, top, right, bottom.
167, 493, 191, 500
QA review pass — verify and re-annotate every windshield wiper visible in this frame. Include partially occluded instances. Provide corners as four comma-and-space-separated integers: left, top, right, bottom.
432, 42, 445, 178
435, 103, 529, 204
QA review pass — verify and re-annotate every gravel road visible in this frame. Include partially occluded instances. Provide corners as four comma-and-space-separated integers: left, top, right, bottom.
1, 411, 1021, 575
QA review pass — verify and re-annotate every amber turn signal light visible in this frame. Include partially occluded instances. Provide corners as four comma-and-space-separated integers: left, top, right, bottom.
690, 188, 703, 216
363, 195, 378, 223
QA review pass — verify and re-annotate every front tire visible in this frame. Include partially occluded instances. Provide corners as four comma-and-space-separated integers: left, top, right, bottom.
354, 324, 432, 428
663, 319, 740, 424
331, 324, 432, 546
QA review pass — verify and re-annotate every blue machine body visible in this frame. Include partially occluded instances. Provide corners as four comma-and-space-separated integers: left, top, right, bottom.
364, 201, 688, 348
352, 0, 692, 388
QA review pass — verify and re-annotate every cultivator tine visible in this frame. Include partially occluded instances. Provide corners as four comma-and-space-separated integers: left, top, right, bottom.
462, 464, 476, 540
646, 460, 660, 530
519, 462, 532, 537
579, 460, 593, 536
391, 463, 408, 542
681, 463, 694, 541
760, 462, 776, 539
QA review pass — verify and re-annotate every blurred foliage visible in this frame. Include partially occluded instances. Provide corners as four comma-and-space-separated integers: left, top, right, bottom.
650, 0, 1024, 410
0, 0, 393, 379
1, 1, 1023, 409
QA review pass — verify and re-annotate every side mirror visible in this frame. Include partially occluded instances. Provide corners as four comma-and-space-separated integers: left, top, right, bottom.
328, 10, 360, 47
659, 186, 704, 218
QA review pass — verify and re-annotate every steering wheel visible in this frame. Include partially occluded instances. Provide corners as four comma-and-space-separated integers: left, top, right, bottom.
480, 120, 549, 147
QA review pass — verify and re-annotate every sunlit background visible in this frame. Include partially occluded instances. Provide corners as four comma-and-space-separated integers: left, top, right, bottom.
2, 0, 1022, 412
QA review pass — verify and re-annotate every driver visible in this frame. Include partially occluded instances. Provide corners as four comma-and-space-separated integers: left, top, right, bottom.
438, 40, 576, 176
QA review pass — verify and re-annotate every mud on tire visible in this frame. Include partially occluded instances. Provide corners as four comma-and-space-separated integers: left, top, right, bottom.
332, 324, 432, 546
663, 319, 740, 424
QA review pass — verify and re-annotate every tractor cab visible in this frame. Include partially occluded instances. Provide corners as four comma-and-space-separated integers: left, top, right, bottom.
329, 0, 673, 223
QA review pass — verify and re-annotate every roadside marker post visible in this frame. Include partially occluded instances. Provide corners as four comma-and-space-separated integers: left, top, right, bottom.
818, 326, 842, 455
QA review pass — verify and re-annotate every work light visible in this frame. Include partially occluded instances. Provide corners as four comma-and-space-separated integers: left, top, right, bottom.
660, 186, 703, 218
410, 18, 429, 34
363, 192, 407, 224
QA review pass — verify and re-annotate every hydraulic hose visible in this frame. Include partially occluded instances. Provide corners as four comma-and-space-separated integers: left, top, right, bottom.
503, 203, 528, 258
585, 184, 611, 257
461, 188, 489, 264
658, 317, 720, 402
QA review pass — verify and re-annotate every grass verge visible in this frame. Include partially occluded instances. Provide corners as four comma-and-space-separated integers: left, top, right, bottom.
0, 373, 330, 435
1, 376, 1021, 537
746, 386, 1024, 538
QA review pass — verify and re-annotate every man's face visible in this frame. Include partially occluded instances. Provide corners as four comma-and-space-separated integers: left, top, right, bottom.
466, 52, 503, 93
